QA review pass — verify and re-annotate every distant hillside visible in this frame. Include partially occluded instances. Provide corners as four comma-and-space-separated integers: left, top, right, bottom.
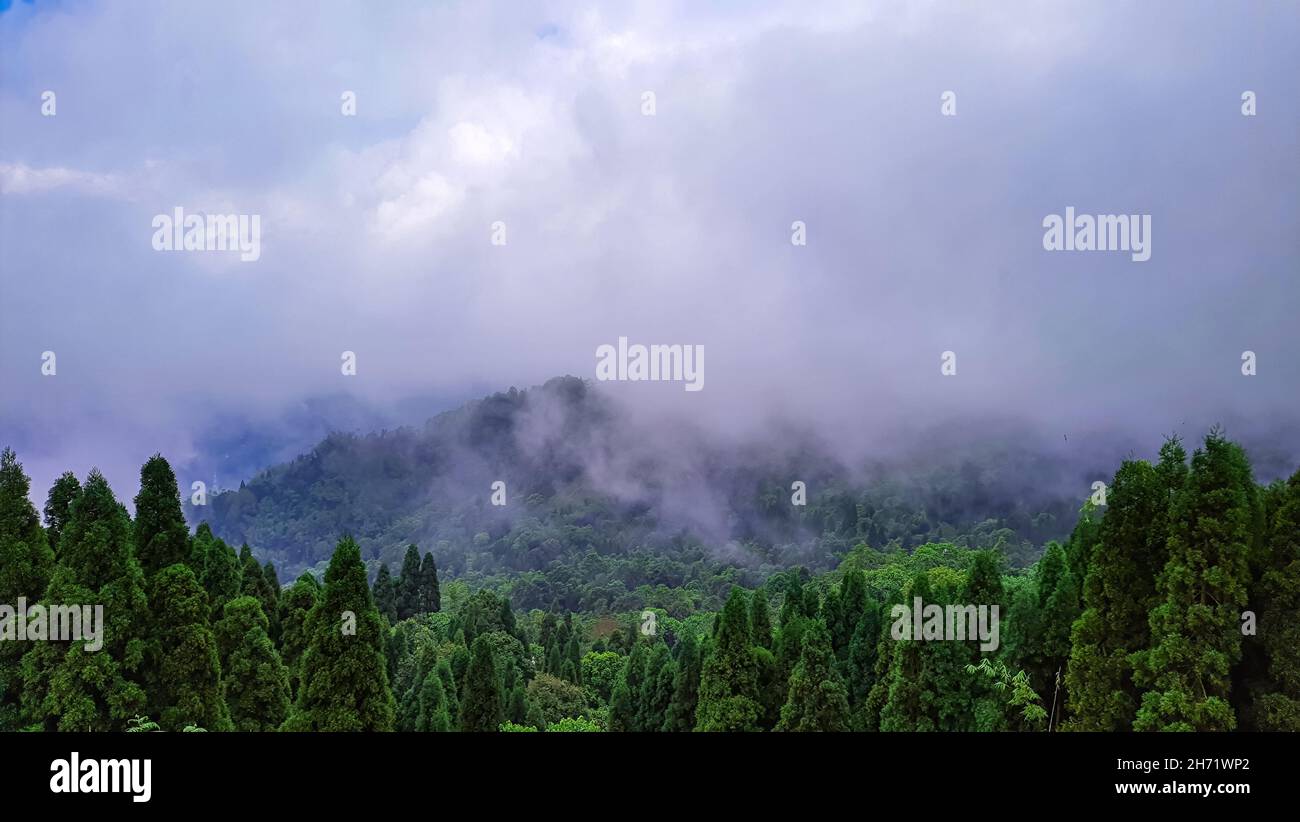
192, 376, 1091, 613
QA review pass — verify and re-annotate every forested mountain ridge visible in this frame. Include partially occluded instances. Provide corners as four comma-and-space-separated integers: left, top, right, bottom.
191, 376, 1094, 611
3, 424, 1297, 733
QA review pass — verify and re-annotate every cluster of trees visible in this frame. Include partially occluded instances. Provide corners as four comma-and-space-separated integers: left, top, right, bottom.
2, 426, 1296, 732
0, 449, 429, 732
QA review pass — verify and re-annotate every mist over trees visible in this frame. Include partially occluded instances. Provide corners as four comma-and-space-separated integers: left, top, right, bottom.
1, 382, 1297, 733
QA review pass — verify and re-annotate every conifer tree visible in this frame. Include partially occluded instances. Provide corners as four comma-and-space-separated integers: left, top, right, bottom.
507, 683, 528, 725
460, 634, 504, 732
608, 640, 648, 731
1135, 431, 1254, 731
283, 537, 395, 731
539, 612, 558, 658
261, 561, 281, 642
695, 587, 761, 731
861, 608, 897, 732
753, 645, 782, 729
436, 657, 460, 727
42, 470, 81, 556
147, 564, 232, 731
214, 595, 290, 731
774, 610, 808, 704
419, 552, 441, 613
1067, 450, 1178, 731
964, 551, 1006, 730
564, 633, 582, 684
777, 619, 851, 731
416, 668, 452, 732
133, 455, 192, 576
395, 544, 422, 620
880, 573, 942, 732
263, 561, 280, 600
0, 449, 55, 729
372, 563, 398, 622
750, 587, 773, 650
1253, 469, 1300, 730
22, 469, 148, 731
194, 524, 241, 620
639, 643, 674, 731
845, 599, 882, 728
833, 570, 868, 660
663, 632, 702, 732
277, 572, 320, 699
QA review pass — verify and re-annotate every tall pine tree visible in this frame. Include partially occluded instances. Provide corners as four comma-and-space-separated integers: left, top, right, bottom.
283, 537, 395, 731
133, 455, 192, 576
42, 470, 81, 556
21, 469, 148, 731
1135, 431, 1254, 731
1067, 446, 1180, 731
147, 564, 232, 731
214, 595, 290, 731
0, 449, 55, 729
695, 588, 761, 731
777, 619, 851, 731
460, 634, 504, 732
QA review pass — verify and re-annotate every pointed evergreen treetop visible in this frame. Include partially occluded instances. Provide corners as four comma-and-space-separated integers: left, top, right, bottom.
134, 454, 192, 576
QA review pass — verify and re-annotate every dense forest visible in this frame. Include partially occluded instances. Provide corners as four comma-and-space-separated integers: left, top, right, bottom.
2, 406, 1297, 731
193, 377, 1095, 613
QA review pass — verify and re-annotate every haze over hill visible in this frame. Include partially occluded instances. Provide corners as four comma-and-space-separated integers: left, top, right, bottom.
184, 376, 1296, 604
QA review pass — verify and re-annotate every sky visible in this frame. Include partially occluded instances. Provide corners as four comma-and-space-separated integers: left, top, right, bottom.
1, 0, 1298, 503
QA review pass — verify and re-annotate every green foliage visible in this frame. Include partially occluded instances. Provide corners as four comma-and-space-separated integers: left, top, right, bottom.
1066, 449, 1178, 731
640, 642, 676, 732
663, 633, 702, 732
547, 715, 601, 732
460, 634, 504, 732
395, 545, 422, 620
4, 420, 1297, 735
372, 563, 398, 622
580, 651, 622, 705
193, 524, 242, 620
277, 573, 320, 700
750, 587, 773, 650
23, 469, 148, 731
608, 640, 648, 732
42, 471, 81, 557
0, 449, 55, 729
133, 455, 192, 576
695, 588, 761, 731
146, 564, 231, 732
1252, 469, 1300, 730
282, 537, 395, 731
499, 721, 537, 732
214, 596, 290, 731
527, 672, 587, 727
125, 715, 160, 733
416, 668, 452, 732
777, 620, 851, 731
1135, 432, 1254, 731
966, 658, 1047, 730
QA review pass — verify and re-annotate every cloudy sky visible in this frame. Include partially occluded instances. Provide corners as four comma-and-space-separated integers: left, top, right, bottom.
1, 0, 1297, 501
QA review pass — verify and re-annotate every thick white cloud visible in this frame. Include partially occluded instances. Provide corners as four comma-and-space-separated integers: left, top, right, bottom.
1, 0, 1297, 500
